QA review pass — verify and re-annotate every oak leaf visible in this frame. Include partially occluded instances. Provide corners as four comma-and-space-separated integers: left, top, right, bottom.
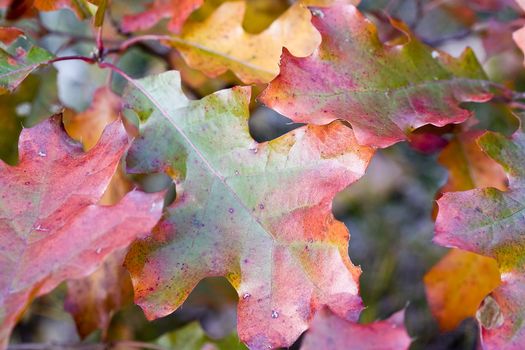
170, 1, 321, 84
438, 129, 508, 194
123, 71, 374, 349
120, 0, 360, 34
0, 116, 163, 348
424, 124, 507, 331
63, 90, 134, 338
436, 129, 525, 349
260, 4, 496, 148
63, 86, 122, 151
476, 273, 525, 350
0, 29, 53, 94
64, 250, 134, 339
424, 249, 500, 331
300, 308, 411, 350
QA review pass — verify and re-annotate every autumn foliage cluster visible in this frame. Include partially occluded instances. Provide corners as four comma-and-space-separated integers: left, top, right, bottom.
1, 0, 525, 349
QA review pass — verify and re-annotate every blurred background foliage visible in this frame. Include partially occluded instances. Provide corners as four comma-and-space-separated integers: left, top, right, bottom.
3, 0, 525, 348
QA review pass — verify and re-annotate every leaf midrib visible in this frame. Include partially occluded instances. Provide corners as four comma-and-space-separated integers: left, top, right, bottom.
170, 37, 275, 80
128, 78, 278, 244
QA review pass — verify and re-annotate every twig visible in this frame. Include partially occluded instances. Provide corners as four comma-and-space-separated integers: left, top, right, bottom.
106, 35, 173, 55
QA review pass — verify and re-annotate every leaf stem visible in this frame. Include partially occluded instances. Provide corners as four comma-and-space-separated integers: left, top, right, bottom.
48, 55, 97, 65
107, 35, 173, 55
96, 27, 105, 59
98, 61, 134, 81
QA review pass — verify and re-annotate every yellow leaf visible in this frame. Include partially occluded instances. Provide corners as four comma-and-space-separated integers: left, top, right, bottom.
424, 249, 501, 331
172, 1, 321, 84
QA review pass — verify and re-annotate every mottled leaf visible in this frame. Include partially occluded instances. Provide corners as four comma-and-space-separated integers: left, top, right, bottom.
436, 130, 525, 263
121, 0, 359, 34
63, 92, 133, 339
436, 129, 525, 349
424, 249, 500, 331
123, 71, 374, 349
425, 123, 508, 331
170, 1, 321, 84
260, 4, 496, 148
477, 272, 525, 349
0, 29, 54, 94
300, 308, 411, 350
0, 116, 163, 348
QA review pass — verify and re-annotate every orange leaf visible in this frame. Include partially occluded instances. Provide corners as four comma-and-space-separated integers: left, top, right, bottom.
424, 249, 500, 331
63, 86, 122, 151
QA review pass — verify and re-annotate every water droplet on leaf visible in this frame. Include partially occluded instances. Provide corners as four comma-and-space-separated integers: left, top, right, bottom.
311, 8, 324, 18
34, 224, 49, 232
477, 295, 504, 329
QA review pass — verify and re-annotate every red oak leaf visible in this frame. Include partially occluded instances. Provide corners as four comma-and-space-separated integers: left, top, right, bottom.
301, 308, 411, 350
0, 116, 163, 348
435, 129, 525, 349
260, 4, 495, 148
